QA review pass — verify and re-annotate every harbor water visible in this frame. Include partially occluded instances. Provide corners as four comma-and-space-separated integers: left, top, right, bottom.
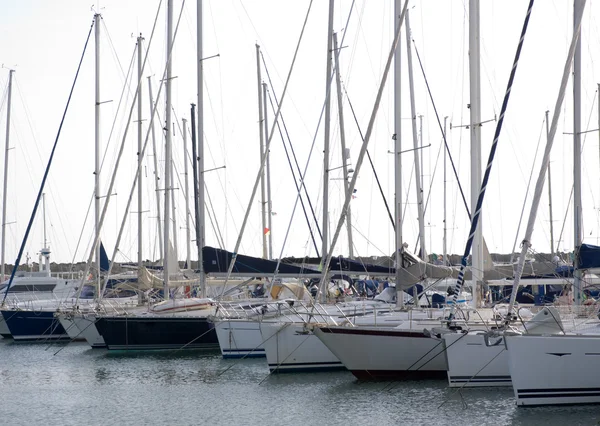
0, 339, 598, 426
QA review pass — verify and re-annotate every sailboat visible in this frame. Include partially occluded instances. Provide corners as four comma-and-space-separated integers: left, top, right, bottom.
503, 0, 600, 406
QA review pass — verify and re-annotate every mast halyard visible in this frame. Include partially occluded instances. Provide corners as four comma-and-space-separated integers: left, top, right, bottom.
573, 0, 584, 308
94, 13, 102, 298
197, 0, 206, 297
183, 118, 191, 270
469, 0, 483, 309
263, 82, 273, 260
137, 34, 144, 304
255, 44, 268, 260
545, 110, 554, 256
148, 77, 163, 264
394, 0, 403, 307
319, 0, 334, 281
333, 31, 354, 259
163, 0, 173, 299
1, 69, 14, 282
405, 10, 427, 263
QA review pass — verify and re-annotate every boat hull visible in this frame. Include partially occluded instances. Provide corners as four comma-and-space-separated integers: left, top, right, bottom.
262, 322, 344, 373
1, 309, 69, 341
314, 326, 448, 380
95, 315, 219, 351
214, 319, 266, 358
507, 333, 600, 406
0, 315, 11, 338
443, 332, 510, 387
58, 313, 104, 348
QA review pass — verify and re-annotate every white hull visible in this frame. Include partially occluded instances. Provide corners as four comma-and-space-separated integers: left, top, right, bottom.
58, 313, 104, 347
262, 322, 343, 372
507, 332, 600, 406
443, 332, 510, 387
213, 302, 419, 364
57, 314, 84, 341
214, 319, 266, 358
313, 325, 448, 380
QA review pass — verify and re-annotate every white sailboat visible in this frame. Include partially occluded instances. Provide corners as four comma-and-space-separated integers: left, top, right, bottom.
504, 0, 600, 406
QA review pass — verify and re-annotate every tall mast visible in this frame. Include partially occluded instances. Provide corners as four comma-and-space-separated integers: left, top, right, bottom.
333, 32, 354, 259
469, 0, 483, 308
1, 69, 14, 281
197, 0, 206, 297
41, 193, 50, 275
94, 13, 102, 294
443, 116, 448, 265
137, 34, 144, 280
170, 155, 178, 270
545, 110, 554, 255
405, 10, 427, 261
255, 44, 267, 259
321, 0, 334, 267
147, 77, 163, 263
504, 0, 585, 314
394, 0, 403, 307
573, 0, 584, 307
263, 82, 273, 260
163, 0, 173, 298
183, 118, 191, 269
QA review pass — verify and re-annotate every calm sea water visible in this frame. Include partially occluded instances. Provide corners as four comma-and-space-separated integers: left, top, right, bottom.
0, 338, 598, 426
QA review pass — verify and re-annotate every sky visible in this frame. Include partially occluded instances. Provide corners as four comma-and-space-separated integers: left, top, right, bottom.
0, 0, 599, 267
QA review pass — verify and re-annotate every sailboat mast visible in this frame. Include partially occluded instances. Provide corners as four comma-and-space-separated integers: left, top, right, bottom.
255, 44, 268, 259
263, 82, 273, 259
1, 69, 14, 281
197, 0, 206, 297
163, 0, 173, 298
42, 193, 49, 274
469, 0, 483, 308
505, 0, 585, 314
170, 156, 178, 269
321, 0, 334, 267
333, 31, 354, 259
405, 10, 427, 261
94, 13, 102, 294
545, 110, 554, 255
183, 118, 191, 269
443, 116, 448, 265
394, 0, 403, 307
573, 0, 584, 307
147, 77, 163, 263
137, 34, 144, 278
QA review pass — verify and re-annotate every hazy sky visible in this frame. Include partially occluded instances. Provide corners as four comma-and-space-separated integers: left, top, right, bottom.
0, 0, 599, 266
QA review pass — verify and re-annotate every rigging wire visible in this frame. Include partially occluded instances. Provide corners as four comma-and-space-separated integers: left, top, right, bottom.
264, 85, 321, 257
447, 0, 537, 316
2, 17, 95, 303
411, 40, 471, 219
13, 78, 75, 262
221, 0, 315, 292
78, 0, 166, 302
509, 118, 546, 262
343, 85, 395, 229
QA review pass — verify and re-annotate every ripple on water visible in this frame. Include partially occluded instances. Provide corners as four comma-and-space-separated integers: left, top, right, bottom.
0, 339, 599, 426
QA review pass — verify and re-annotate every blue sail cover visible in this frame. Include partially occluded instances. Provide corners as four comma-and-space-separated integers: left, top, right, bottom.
578, 244, 600, 270
202, 246, 320, 275
328, 256, 395, 274
100, 242, 111, 273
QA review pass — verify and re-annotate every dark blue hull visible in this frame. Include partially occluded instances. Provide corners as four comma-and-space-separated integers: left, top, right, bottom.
95, 315, 219, 351
1, 309, 69, 341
